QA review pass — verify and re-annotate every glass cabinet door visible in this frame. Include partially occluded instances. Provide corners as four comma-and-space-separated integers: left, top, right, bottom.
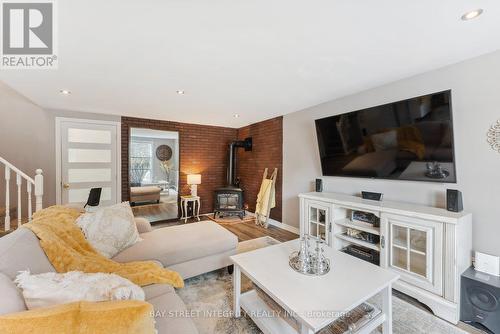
390, 222, 431, 281
307, 203, 329, 245
391, 225, 408, 271
383, 213, 443, 295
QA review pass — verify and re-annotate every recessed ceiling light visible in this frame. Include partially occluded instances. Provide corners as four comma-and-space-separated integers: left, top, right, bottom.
233, 114, 240, 118
461, 9, 483, 21
176, 90, 185, 95
59, 89, 71, 95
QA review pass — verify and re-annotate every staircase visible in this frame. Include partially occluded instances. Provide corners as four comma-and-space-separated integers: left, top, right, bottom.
0, 157, 43, 233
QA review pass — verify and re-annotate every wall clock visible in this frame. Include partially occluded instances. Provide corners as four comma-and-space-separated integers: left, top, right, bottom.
487, 120, 500, 153
156, 145, 173, 161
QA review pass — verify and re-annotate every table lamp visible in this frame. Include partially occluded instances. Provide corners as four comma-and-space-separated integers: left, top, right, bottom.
187, 174, 201, 196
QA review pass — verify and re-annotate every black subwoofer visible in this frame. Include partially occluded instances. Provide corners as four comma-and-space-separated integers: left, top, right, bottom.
460, 266, 500, 333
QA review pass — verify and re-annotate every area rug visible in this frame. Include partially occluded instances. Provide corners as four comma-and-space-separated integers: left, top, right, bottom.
178, 237, 468, 334
178, 270, 469, 334
208, 214, 256, 225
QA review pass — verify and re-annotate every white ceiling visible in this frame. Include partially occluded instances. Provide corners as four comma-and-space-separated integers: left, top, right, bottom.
1, 0, 500, 128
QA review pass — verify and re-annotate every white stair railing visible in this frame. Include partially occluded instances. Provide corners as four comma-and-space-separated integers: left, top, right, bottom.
0, 157, 43, 231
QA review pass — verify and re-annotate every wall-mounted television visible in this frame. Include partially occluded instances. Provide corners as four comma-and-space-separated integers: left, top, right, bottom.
315, 90, 456, 183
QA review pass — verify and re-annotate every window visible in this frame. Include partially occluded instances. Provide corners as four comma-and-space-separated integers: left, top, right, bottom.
130, 141, 153, 185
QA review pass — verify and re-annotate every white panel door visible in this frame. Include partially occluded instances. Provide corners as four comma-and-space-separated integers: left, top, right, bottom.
58, 119, 120, 206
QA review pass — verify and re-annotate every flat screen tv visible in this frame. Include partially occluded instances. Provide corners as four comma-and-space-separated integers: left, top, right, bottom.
315, 90, 456, 183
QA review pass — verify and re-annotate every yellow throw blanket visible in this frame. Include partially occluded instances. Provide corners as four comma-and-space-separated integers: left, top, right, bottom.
0, 300, 155, 334
255, 178, 276, 217
24, 206, 183, 288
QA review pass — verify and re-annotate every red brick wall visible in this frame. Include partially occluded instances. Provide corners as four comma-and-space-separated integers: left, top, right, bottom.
121, 116, 283, 221
121, 117, 237, 215
236, 117, 283, 221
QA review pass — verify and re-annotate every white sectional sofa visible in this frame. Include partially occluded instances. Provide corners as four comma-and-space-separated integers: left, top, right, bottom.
0, 218, 239, 333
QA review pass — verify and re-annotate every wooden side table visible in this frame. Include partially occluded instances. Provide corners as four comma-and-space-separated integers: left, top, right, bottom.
180, 195, 200, 223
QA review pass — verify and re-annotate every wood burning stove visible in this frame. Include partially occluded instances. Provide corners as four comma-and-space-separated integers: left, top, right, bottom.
214, 138, 252, 219
214, 187, 244, 218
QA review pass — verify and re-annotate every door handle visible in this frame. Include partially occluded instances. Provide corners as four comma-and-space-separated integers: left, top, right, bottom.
63, 183, 70, 189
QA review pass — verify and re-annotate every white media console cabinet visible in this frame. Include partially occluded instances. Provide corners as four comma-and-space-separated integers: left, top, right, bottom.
299, 192, 472, 324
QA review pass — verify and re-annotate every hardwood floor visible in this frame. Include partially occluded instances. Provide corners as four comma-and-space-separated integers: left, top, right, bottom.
150, 215, 298, 242
0, 208, 24, 237
131, 202, 178, 223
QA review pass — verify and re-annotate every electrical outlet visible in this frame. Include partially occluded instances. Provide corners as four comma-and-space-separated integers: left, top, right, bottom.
474, 251, 500, 276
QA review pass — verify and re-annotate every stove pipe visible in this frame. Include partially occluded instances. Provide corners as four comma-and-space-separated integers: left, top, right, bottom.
227, 137, 252, 186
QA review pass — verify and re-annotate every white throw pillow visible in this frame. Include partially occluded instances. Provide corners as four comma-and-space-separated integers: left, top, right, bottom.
15, 270, 145, 310
76, 202, 142, 258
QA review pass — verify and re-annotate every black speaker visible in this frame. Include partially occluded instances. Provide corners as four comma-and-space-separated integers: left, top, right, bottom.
461, 267, 500, 333
84, 188, 102, 208
446, 189, 463, 212
315, 179, 323, 192
361, 191, 383, 201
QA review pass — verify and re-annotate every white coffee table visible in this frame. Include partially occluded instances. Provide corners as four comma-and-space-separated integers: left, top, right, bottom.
231, 240, 399, 334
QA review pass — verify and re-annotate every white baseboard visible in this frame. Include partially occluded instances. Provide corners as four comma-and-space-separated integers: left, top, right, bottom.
267, 219, 300, 235
245, 211, 299, 235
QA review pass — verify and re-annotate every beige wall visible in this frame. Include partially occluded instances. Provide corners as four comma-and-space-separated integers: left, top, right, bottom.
283, 50, 500, 256
0, 82, 52, 215
0, 81, 119, 210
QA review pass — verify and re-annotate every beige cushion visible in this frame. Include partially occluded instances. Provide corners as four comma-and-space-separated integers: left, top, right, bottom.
0, 273, 27, 315
0, 228, 55, 280
169, 249, 235, 280
143, 283, 175, 300
135, 217, 153, 233
76, 202, 142, 258
131, 186, 161, 195
148, 291, 198, 334
141, 260, 176, 300
113, 221, 238, 267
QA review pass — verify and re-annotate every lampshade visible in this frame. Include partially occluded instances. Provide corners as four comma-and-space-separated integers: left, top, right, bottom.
187, 174, 201, 185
